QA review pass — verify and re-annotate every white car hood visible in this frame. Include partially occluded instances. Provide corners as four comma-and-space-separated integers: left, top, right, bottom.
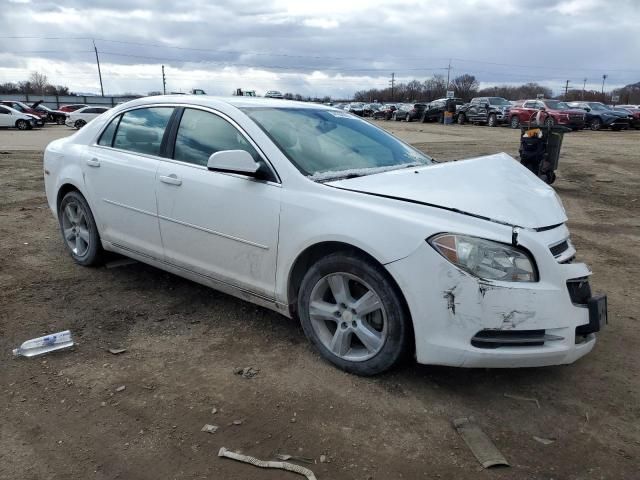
326, 152, 567, 229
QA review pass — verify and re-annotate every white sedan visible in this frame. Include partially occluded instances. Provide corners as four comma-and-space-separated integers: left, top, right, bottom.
44, 96, 606, 375
0, 104, 42, 129
65, 106, 110, 129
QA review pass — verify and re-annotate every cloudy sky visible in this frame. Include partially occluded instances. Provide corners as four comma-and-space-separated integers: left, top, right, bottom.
0, 0, 638, 98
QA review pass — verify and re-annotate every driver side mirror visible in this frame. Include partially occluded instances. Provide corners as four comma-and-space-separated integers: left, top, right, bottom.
585, 107, 591, 112
207, 150, 260, 176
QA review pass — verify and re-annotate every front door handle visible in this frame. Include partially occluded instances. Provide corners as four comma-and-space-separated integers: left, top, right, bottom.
86, 158, 100, 167
159, 174, 182, 186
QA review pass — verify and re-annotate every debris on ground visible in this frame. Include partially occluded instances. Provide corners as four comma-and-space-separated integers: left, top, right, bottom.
452, 417, 510, 469
201, 424, 218, 434
232, 419, 244, 426
319, 455, 327, 463
108, 348, 127, 355
533, 436, 556, 445
115, 385, 126, 392
12, 330, 74, 358
504, 393, 541, 409
105, 258, 138, 269
219, 447, 318, 480
275, 454, 314, 464
234, 366, 260, 379
211, 407, 218, 414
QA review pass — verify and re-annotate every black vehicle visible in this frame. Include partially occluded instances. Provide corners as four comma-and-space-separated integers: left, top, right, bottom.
567, 102, 630, 131
421, 97, 464, 123
372, 104, 397, 120
31, 101, 66, 125
362, 103, 381, 117
391, 103, 427, 122
457, 97, 511, 127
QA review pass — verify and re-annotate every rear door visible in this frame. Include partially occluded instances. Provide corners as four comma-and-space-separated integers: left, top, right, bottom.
84, 106, 175, 258
156, 107, 281, 297
0, 106, 12, 127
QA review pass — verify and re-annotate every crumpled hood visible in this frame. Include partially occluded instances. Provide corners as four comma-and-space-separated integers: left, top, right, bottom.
326, 152, 567, 229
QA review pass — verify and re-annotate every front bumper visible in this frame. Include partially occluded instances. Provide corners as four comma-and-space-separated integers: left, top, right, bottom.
386, 226, 604, 368
602, 116, 630, 129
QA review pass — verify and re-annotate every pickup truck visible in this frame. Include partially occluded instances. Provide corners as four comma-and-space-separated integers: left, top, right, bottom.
509, 99, 586, 130
457, 97, 511, 126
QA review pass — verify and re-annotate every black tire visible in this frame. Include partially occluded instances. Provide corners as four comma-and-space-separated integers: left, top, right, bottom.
544, 116, 555, 127
510, 116, 520, 129
16, 119, 28, 130
56, 116, 65, 125
590, 118, 602, 131
74, 119, 86, 129
58, 190, 103, 266
297, 251, 411, 376
457, 113, 466, 125
487, 113, 497, 127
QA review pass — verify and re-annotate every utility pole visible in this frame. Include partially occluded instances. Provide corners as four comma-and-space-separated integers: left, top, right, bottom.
601, 74, 607, 95
446, 59, 452, 87
93, 39, 104, 97
389, 72, 395, 101
564, 80, 570, 99
162, 65, 166, 95
582, 78, 587, 100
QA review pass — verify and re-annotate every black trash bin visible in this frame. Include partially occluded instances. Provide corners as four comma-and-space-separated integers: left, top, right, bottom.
519, 124, 570, 184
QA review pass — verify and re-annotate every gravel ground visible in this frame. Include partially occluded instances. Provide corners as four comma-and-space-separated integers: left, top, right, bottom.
1, 123, 638, 479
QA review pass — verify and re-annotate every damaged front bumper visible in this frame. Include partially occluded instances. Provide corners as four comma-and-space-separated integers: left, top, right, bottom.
386, 225, 606, 368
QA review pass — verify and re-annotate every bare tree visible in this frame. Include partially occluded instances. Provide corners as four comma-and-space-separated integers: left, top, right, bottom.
29, 71, 49, 95
451, 74, 479, 101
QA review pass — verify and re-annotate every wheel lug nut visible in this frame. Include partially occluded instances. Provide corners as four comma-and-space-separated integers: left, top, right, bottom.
351, 321, 357, 328
335, 311, 341, 317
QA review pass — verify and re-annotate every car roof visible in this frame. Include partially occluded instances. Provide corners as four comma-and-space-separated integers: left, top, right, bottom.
119, 95, 334, 111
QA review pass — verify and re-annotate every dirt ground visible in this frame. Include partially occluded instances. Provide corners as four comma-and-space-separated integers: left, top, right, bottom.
1, 123, 639, 479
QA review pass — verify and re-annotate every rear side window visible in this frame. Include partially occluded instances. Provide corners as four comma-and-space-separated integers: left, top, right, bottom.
113, 107, 174, 156
0, 106, 9, 114
98, 115, 120, 147
173, 108, 260, 166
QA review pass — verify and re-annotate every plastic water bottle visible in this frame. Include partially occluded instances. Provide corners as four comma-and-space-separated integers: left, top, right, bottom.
12, 330, 74, 358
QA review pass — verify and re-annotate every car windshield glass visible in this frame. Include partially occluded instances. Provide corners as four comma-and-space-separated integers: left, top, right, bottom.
544, 101, 569, 109
488, 97, 511, 106
242, 107, 432, 181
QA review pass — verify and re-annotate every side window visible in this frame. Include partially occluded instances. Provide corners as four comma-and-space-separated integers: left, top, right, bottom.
96, 108, 108, 114
173, 108, 261, 167
98, 115, 120, 147
0, 107, 9, 114
113, 107, 174, 156
523, 101, 535, 108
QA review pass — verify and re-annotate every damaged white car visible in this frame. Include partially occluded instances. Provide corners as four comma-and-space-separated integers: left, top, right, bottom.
43, 96, 607, 375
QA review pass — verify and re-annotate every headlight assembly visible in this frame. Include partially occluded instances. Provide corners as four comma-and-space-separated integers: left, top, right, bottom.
428, 234, 538, 282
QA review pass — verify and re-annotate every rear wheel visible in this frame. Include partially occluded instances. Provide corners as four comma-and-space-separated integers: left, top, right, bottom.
590, 118, 602, 131
510, 116, 520, 129
74, 119, 86, 129
58, 191, 103, 266
297, 252, 410, 376
457, 113, 466, 125
487, 113, 497, 127
56, 116, 65, 125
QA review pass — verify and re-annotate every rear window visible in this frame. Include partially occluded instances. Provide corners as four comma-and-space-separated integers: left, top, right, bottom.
112, 107, 174, 156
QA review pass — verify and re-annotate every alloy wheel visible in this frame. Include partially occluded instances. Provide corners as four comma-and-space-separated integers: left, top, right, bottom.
61, 201, 91, 257
308, 272, 388, 362
510, 116, 519, 129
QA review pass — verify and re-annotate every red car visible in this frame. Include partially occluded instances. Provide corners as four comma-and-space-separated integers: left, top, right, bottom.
0, 100, 47, 119
509, 99, 586, 130
613, 107, 640, 129
59, 104, 88, 113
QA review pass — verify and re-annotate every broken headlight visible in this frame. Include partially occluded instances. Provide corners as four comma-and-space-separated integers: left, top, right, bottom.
428, 234, 538, 282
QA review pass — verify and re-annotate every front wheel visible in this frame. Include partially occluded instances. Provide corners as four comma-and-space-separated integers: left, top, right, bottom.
56, 116, 65, 125
544, 116, 555, 127
510, 116, 520, 129
297, 252, 411, 376
74, 119, 86, 129
58, 191, 103, 266
16, 119, 29, 130
457, 113, 466, 125
487, 113, 497, 127
590, 118, 602, 131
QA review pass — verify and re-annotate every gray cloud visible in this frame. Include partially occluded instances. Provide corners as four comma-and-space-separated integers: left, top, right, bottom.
0, 0, 638, 96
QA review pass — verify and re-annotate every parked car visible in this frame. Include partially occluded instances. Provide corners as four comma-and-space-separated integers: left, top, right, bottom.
421, 98, 464, 123
0, 100, 47, 121
31, 101, 67, 125
372, 104, 397, 120
612, 107, 640, 129
347, 103, 365, 116
509, 99, 586, 130
65, 106, 110, 129
265, 90, 284, 99
44, 95, 606, 375
363, 104, 381, 117
616, 104, 640, 109
59, 104, 89, 113
392, 103, 426, 122
567, 102, 630, 131
0, 104, 41, 129
457, 97, 512, 127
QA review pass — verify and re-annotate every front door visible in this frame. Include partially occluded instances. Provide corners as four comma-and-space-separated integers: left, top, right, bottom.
156, 107, 281, 298
84, 106, 175, 259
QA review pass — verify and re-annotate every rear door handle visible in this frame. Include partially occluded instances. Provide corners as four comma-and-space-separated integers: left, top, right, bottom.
159, 174, 182, 186
86, 158, 100, 167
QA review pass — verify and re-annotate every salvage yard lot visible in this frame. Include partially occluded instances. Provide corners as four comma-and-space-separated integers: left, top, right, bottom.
1, 124, 639, 479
